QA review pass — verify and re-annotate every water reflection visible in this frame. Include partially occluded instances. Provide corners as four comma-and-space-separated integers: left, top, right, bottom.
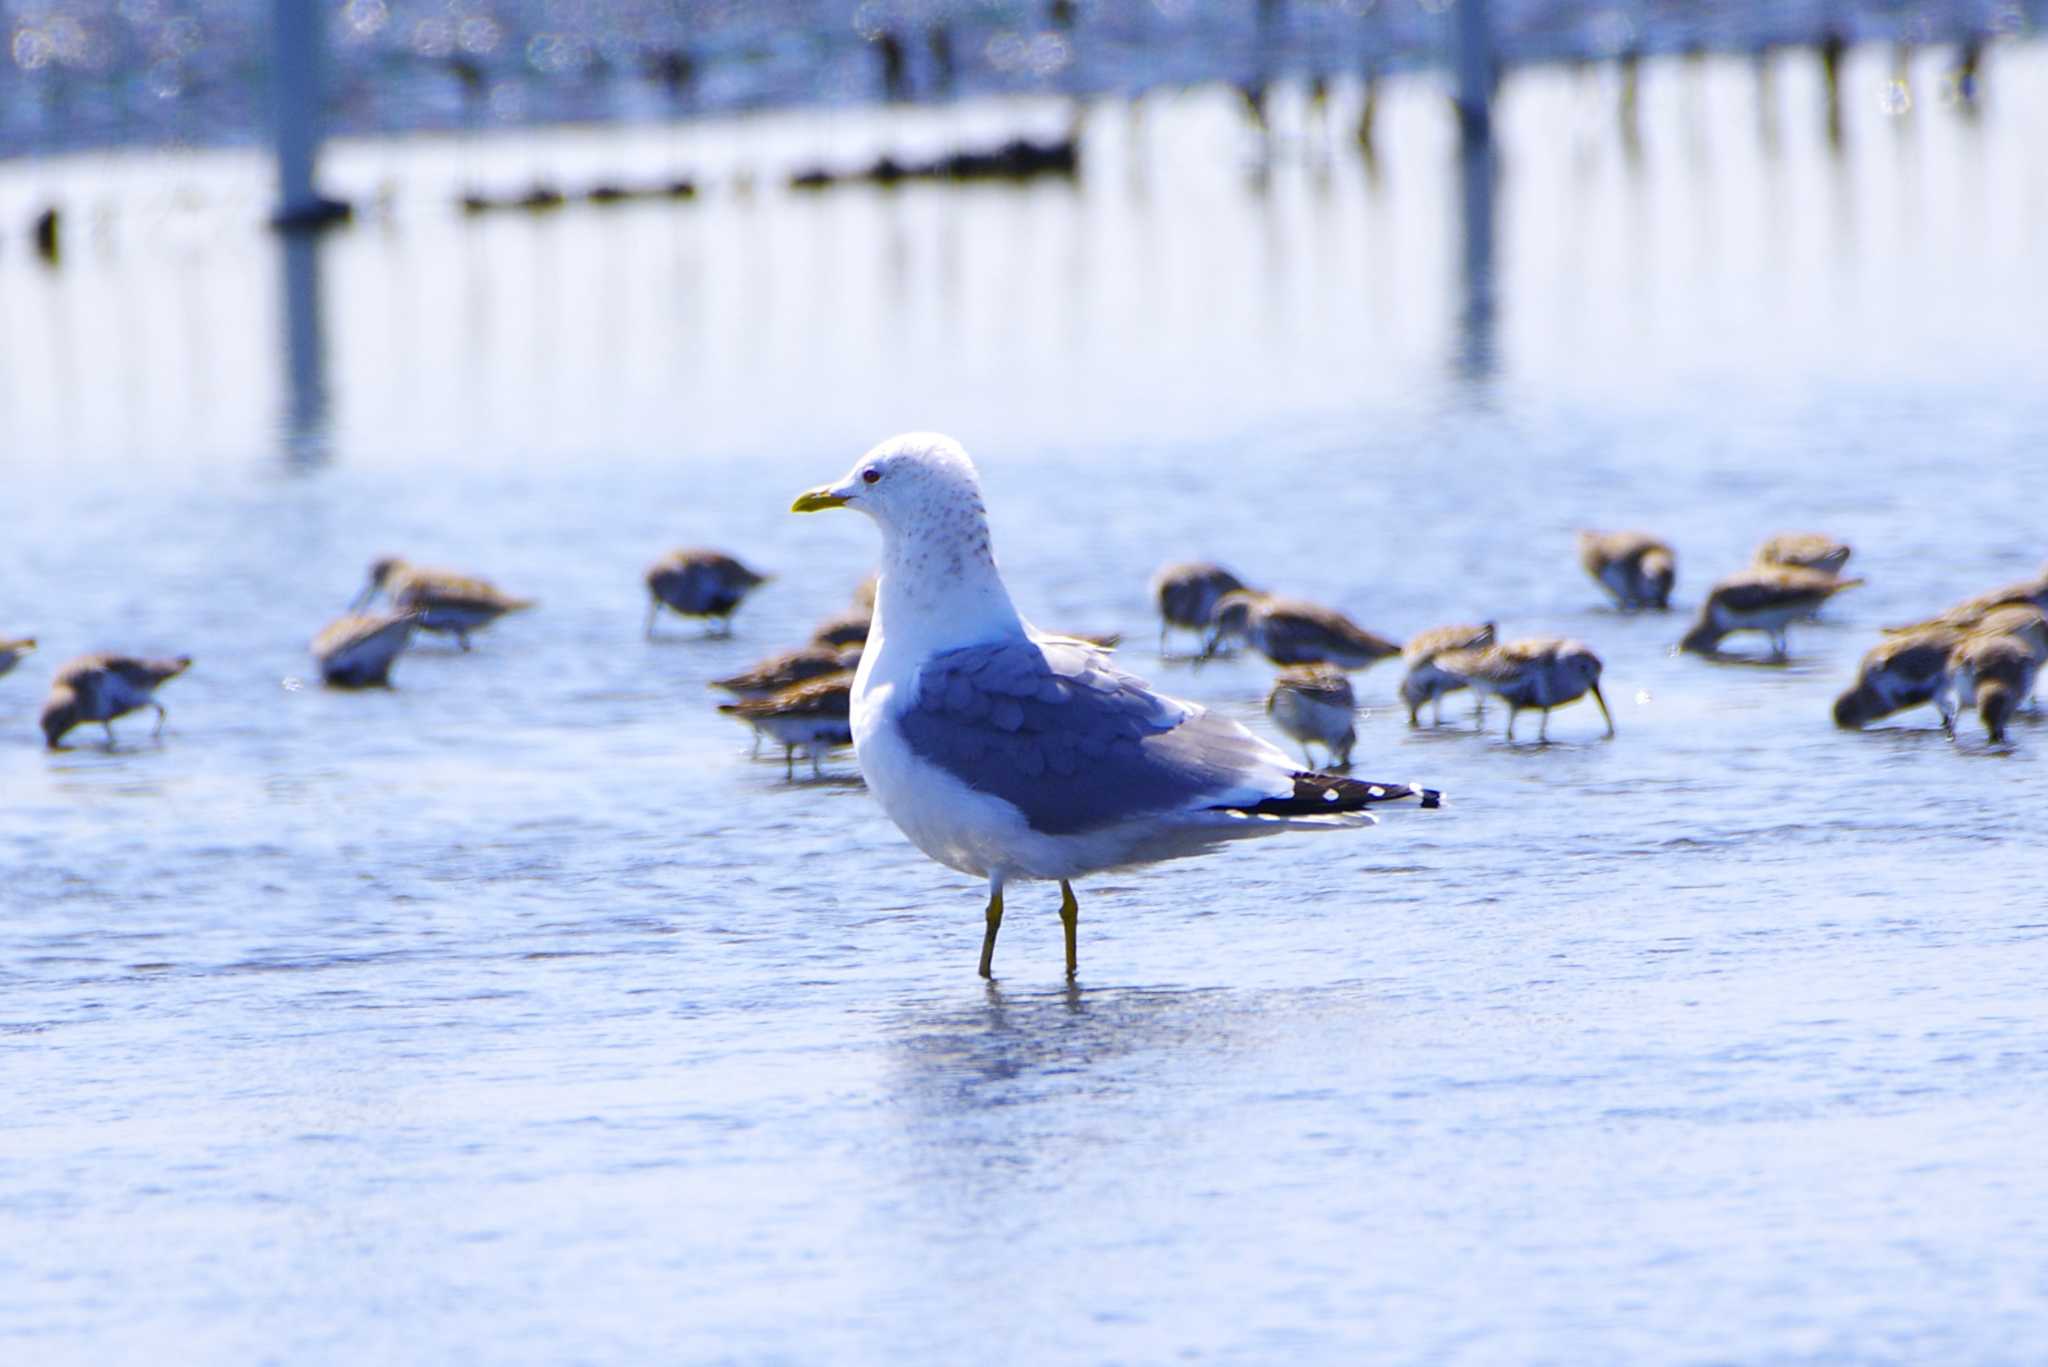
279, 231, 331, 467
1453, 138, 1499, 384
890, 982, 1231, 1102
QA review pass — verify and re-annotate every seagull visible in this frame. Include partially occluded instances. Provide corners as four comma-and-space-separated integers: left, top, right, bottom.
791, 432, 1438, 980
40, 653, 191, 749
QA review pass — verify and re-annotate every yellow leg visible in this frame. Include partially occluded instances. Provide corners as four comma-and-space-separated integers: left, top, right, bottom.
978, 886, 1005, 979
1058, 880, 1080, 979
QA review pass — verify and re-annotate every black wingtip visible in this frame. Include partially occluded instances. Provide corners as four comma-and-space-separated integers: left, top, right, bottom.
1230, 772, 1443, 817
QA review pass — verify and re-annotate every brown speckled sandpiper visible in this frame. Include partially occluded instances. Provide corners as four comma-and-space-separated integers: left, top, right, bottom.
1150, 561, 1249, 655
1434, 637, 1613, 742
717, 672, 855, 779
1940, 632, 2039, 744
310, 611, 418, 688
1754, 531, 1853, 576
1679, 565, 1862, 658
1577, 530, 1675, 610
1832, 626, 1964, 730
356, 557, 535, 651
1205, 591, 1401, 670
1265, 667, 1358, 769
1398, 621, 1498, 726
0, 636, 35, 680
1886, 569, 2048, 637
645, 548, 770, 638
40, 653, 192, 749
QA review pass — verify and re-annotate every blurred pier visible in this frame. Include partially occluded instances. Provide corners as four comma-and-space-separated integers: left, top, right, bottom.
0, 2, 2039, 226
0, 2, 2042, 472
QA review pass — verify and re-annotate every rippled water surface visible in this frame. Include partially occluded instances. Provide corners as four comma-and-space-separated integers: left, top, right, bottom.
4, 54, 2048, 1363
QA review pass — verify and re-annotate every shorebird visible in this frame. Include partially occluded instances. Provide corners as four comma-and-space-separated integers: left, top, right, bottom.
1433, 637, 1614, 742
1971, 605, 2048, 667
355, 557, 534, 651
1885, 569, 2048, 635
1679, 565, 1862, 658
712, 643, 860, 700
311, 611, 418, 688
1754, 531, 1853, 576
40, 653, 191, 749
1397, 621, 1498, 726
1577, 530, 1676, 610
0, 637, 35, 679
1150, 561, 1249, 655
1266, 667, 1357, 769
791, 432, 1438, 979
810, 610, 872, 650
717, 672, 855, 778
1939, 632, 2039, 744
1832, 625, 1964, 730
1204, 591, 1401, 671
645, 548, 770, 637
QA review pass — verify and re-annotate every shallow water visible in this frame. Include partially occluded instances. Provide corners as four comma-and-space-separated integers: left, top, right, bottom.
4, 54, 2048, 1362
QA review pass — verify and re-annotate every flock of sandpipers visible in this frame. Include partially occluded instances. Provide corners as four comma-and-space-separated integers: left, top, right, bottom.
2, 529, 2042, 763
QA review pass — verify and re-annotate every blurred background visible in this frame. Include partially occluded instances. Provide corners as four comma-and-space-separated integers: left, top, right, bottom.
7, 4, 2048, 1362
3, 0, 2042, 471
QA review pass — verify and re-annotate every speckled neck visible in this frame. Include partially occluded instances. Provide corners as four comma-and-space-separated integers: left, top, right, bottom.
871, 485, 1024, 661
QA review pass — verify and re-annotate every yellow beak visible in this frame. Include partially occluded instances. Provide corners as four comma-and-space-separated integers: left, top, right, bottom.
791, 488, 849, 513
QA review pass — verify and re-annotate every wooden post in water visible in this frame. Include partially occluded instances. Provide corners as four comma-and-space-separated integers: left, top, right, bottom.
1452, 0, 1496, 144
270, 0, 349, 230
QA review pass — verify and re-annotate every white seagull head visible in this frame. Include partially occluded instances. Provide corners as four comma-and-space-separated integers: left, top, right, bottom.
791, 431, 989, 543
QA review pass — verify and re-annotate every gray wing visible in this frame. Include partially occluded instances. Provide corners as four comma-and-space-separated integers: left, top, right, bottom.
895, 637, 1289, 836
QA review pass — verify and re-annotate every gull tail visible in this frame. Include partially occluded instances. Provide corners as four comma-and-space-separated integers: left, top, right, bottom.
1228, 772, 1442, 817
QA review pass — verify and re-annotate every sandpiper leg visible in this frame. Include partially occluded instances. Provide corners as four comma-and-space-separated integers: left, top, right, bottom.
978, 883, 1006, 979
1538, 707, 1551, 743
152, 703, 167, 738
1157, 623, 1168, 656
782, 745, 797, 780
456, 629, 472, 652
1506, 706, 1518, 742
102, 721, 117, 747
811, 747, 823, 778
1058, 880, 1080, 979
644, 599, 660, 640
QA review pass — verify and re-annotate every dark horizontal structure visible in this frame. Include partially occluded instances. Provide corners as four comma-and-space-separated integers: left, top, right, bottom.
2, 0, 2039, 161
